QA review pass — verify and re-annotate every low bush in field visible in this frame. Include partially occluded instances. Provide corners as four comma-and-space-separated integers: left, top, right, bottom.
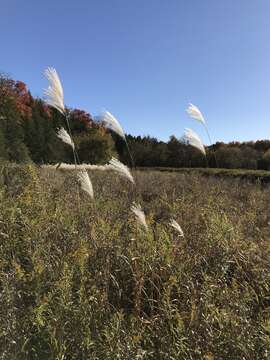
0, 164, 269, 359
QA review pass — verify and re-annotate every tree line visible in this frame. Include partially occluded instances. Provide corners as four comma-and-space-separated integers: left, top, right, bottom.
1, 73, 270, 170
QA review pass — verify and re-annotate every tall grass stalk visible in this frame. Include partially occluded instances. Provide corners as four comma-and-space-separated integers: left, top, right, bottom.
186, 103, 219, 167
131, 202, 148, 231
44, 67, 94, 200
97, 110, 135, 168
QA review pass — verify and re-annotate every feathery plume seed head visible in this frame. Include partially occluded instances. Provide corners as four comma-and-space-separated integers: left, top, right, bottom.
108, 157, 135, 184
44, 67, 65, 114
183, 128, 206, 156
131, 203, 148, 231
186, 103, 205, 125
170, 219, 184, 237
57, 127, 74, 149
77, 169, 94, 199
97, 110, 125, 140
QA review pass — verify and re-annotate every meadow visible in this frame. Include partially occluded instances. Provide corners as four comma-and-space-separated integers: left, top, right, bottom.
0, 163, 269, 359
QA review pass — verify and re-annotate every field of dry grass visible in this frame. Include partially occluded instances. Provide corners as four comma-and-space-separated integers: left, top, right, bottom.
0, 164, 269, 359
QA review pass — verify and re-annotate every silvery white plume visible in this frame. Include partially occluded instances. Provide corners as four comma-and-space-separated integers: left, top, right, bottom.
108, 157, 135, 184
170, 219, 184, 237
184, 128, 206, 155
131, 203, 148, 231
77, 169, 94, 199
186, 103, 205, 125
98, 111, 125, 140
57, 127, 74, 149
44, 67, 65, 114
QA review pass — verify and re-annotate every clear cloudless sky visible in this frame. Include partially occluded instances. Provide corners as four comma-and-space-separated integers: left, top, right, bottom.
1, 0, 270, 143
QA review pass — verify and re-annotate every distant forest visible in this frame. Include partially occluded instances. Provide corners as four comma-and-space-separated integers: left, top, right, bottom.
1, 73, 270, 170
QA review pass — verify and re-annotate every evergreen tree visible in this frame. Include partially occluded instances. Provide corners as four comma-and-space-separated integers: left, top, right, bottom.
23, 100, 65, 163
0, 122, 8, 160
0, 97, 30, 163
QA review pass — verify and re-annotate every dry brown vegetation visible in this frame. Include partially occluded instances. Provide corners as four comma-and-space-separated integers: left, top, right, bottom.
0, 164, 269, 359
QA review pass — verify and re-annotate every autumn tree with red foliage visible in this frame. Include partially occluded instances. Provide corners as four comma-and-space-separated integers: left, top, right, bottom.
0, 76, 33, 118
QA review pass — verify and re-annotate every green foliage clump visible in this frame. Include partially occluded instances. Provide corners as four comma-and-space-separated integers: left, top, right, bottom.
76, 129, 115, 164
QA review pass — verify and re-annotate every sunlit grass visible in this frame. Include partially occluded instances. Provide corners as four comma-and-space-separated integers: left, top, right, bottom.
0, 164, 269, 359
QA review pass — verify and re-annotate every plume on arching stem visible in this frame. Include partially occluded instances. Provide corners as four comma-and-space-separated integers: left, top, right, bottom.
57, 127, 74, 149
186, 103, 205, 125
183, 128, 206, 156
170, 219, 184, 237
186, 103, 219, 166
44, 67, 78, 167
44, 67, 65, 114
131, 203, 148, 231
77, 168, 94, 199
108, 157, 135, 184
97, 110, 125, 140
96, 110, 135, 168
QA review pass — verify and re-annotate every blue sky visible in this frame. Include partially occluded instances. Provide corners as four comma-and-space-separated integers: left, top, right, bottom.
1, 0, 269, 143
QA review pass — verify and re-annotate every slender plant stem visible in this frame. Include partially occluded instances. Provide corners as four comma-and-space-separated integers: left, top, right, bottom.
204, 124, 219, 168
64, 111, 81, 210
65, 111, 78, 168
64, 113, 96, 213
125, 138, 135, 169
124, 137, 140, 204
